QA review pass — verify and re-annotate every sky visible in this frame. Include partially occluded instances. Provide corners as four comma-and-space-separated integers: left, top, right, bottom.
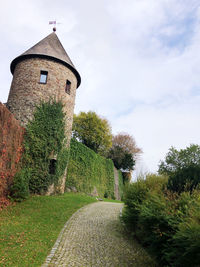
0, 0, 200, 177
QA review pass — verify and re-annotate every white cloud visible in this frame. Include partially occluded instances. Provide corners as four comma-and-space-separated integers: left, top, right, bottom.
0, 0, 200, 176
112, 95, 200, 172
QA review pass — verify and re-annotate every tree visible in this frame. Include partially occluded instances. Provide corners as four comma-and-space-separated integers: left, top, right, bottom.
158, 144, 200, 175
108, 133, 142, 171
167, 165, 200, 193
72, 111, 112, 155
158, 144, 200, 193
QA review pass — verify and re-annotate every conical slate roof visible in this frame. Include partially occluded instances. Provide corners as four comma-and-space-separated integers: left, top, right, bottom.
10, 32, 81, 88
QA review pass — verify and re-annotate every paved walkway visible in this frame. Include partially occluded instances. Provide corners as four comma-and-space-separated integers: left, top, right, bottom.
42, 202, 156, 267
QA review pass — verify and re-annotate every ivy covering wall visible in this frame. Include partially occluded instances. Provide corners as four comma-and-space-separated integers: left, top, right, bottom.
11, 100, 69, 200
0, 103, 24, 208
66, 138, 115, 198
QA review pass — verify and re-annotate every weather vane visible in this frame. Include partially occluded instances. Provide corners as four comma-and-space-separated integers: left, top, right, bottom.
49, 20, 61, 32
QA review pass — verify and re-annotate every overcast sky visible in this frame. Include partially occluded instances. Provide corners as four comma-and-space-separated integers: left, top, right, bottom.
0, 0, 200, 176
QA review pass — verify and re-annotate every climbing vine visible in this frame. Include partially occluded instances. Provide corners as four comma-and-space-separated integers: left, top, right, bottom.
11, 100, 69, 200
0, 103, 24, 208
66, 138, 115, 198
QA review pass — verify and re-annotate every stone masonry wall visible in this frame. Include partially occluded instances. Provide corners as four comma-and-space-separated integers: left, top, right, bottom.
7, 57, 77, 146
114, 167, 121, 200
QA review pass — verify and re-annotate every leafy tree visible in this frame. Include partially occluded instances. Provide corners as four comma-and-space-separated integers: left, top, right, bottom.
72, 111, 112, 155
167, 165, 200, 193
108, 133, 142, 171
158, 144, 200, 193
158, 144, 200, 175
112, 133, 141, 155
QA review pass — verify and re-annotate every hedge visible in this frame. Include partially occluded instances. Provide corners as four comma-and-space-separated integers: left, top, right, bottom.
66, 138, 115, 198
122, 174, 200, 266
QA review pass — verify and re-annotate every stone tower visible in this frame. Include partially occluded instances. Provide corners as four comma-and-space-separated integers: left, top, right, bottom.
7, 31, 81, 145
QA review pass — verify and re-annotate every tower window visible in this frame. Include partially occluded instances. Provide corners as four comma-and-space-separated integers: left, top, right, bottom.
65, 80, 71, 94
40, 70, 48, 84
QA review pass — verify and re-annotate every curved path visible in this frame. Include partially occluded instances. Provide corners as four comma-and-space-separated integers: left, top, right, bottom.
42, 202, 155, 267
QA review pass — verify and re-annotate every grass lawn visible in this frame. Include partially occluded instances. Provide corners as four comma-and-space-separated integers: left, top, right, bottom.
0, 193, 96, 266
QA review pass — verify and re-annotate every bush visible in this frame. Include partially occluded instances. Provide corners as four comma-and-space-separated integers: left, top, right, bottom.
10, 169, 30, 201
122, 179, 148, 231
164, 193, 200, 266
167, 165, 200, 193
144, 173, 168, 193
122, 174, 200, 266
168, 219, 200, 266
136, 194, 180, 264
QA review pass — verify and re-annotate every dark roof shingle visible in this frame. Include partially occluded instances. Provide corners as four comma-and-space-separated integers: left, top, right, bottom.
10, 32, 81, 88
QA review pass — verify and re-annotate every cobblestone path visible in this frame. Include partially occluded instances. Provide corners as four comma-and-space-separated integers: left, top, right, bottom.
42, 202, 155, 267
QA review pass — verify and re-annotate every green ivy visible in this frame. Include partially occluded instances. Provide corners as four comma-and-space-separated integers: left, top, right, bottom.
66, 138, 115, 198
11, 100, 69, 200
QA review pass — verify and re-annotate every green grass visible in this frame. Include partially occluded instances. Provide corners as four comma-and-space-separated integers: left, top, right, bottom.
0, 193, 96, 267
103, 198, 123, 203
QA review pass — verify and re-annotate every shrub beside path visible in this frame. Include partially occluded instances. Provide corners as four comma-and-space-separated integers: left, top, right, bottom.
42, 202, 156, 267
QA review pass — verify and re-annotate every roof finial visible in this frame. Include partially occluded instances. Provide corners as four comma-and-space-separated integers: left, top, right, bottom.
49, 20, 62, 32
49, 20, 56, 32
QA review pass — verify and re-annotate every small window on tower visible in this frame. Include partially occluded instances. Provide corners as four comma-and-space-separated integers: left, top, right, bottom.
40, 70, 48, 84
65, 80, 71, 94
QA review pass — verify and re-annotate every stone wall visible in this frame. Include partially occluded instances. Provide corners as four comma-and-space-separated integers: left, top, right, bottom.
7, 57, 77, 146
114, 167, 121, 200
0, 103, 24, 207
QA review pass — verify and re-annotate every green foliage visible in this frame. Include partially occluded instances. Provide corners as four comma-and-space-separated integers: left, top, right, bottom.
165, 212, 200, 266
136, 194, 179, 261
159, 144, 200, 193
122, 178, 149, 231
66, 138, 116, 198
102, 198, 123, 203
121, 152, 135, 170
167, 165, 200, 193
10, 169, 31, 201
163, 190, 200, 266
108, 133, 141, 171
72, 111, 112, 156
122, 171, 132, 184
122, 173, 200, 266
159, 144, 200, 175
144, 173, 168, 193
11, 100, 69, 199
109, 146, 135, 171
